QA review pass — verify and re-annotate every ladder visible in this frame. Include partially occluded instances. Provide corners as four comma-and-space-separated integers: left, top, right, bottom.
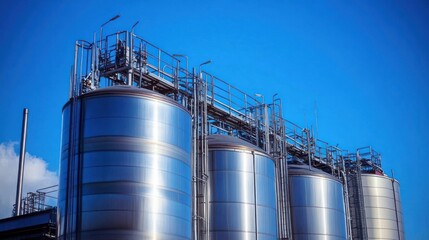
348, 153, 368, 240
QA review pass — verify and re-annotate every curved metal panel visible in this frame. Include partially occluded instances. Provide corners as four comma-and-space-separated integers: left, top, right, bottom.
58, 87, 192, 240
288, 165, 348, 240
349, 174, 405, 239
208, 135, 277, 240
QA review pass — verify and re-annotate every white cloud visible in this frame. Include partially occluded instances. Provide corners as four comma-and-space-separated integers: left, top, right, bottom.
0, 142, 58, 219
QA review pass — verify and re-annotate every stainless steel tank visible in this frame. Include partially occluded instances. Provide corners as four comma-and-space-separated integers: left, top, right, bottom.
58, 86, 192, 239
349, 174, 405, 239
288, 164, 348, 240
207, 135, 277, 240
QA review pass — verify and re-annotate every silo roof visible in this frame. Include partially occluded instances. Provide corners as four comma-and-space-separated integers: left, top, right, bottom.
288, 164, 341, 182
64, 85, 189, 112
207, 134, 269, 156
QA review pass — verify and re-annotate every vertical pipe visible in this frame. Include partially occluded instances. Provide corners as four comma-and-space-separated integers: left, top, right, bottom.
175, 59, 179, 100
274, 159, 282, 237
252, 151, 258, 240
203, 80, 209, 239
305, 129, 312, 170
73, 41, 79, 97
99, 26, 103, 53
211, 77, 215, 106
391, 170, 401, 240
128, 31, 133, 86
15, 108, 29, 216
91, 33, 96, 90
264, 104, 269, 152
341, 170, 353, 240
255, 108, 259, 147
69, 67, 73, 99
271, 100, 282, 238
244, 94, 248, 118
75, 96, 85, 239
185, 57, 189, 94
282, 158, 291, 240
158, 49, 161, 76
192, 68, 198, 240
228, 85, 231, 115
139, 42, 143, 88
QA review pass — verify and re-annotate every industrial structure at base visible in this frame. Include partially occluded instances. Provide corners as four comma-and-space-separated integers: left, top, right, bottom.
1, 29, 403, 239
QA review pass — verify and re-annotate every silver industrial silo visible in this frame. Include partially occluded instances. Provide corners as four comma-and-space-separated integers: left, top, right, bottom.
207, 135, 278, 240
288, 164, 348, 240
348, 174, 404, 239
58, 86, 192, 239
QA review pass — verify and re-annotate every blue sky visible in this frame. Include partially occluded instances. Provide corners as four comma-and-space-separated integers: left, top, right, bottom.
0, 0, 428, 238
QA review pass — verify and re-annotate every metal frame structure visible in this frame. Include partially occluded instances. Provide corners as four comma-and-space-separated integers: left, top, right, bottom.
13, 185, 58, 216
69, 30, 374, 240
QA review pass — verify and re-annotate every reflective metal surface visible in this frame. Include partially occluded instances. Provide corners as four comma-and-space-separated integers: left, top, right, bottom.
288, 165, 348, 240
208, 135, 277, 240
58, 86, 192, 239
349, 174, 405, 240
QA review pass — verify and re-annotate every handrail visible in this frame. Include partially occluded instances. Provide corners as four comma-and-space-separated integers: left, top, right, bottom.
74, 29, 367, 174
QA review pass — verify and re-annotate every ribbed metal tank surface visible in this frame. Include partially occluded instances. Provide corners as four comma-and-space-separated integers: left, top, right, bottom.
58, 86, 192, 240
288, 164, 348, 240
207, 135, 278, 240
349, 174, 405, 240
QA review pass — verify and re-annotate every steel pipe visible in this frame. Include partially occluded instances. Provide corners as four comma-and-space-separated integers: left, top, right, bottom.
15, 108, 29, 216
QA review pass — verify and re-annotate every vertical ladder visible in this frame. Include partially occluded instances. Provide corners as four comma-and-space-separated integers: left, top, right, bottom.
348, 153, 368, 240
194, 73, 209, 240
356, 153, 368, 239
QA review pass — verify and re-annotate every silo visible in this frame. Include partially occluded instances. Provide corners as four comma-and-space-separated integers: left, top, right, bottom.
348, 174, 404, 239
288, 164, 348, 240
207, 135, 278, 240
58, 86, 192, 240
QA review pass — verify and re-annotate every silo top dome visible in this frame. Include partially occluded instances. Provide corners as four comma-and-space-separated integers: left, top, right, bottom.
207, 134, 268, 156
66, 86, 189, 112
288, 164, 341, 182
84, 85, 175, 102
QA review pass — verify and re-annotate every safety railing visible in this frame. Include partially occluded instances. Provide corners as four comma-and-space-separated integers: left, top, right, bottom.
357, 146, 382, 167
73, 30, 376, 176
12, 185, 58, 216
314, 139, 329, 165
284, 119, 307, 152
329, 145, 345, 171
133, 35, 179, 83
357, 146, 383, 174
201, 71, 262, 125
91, 31, 191, 94
99, 31, 129, 73
72, 40, 94, 97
